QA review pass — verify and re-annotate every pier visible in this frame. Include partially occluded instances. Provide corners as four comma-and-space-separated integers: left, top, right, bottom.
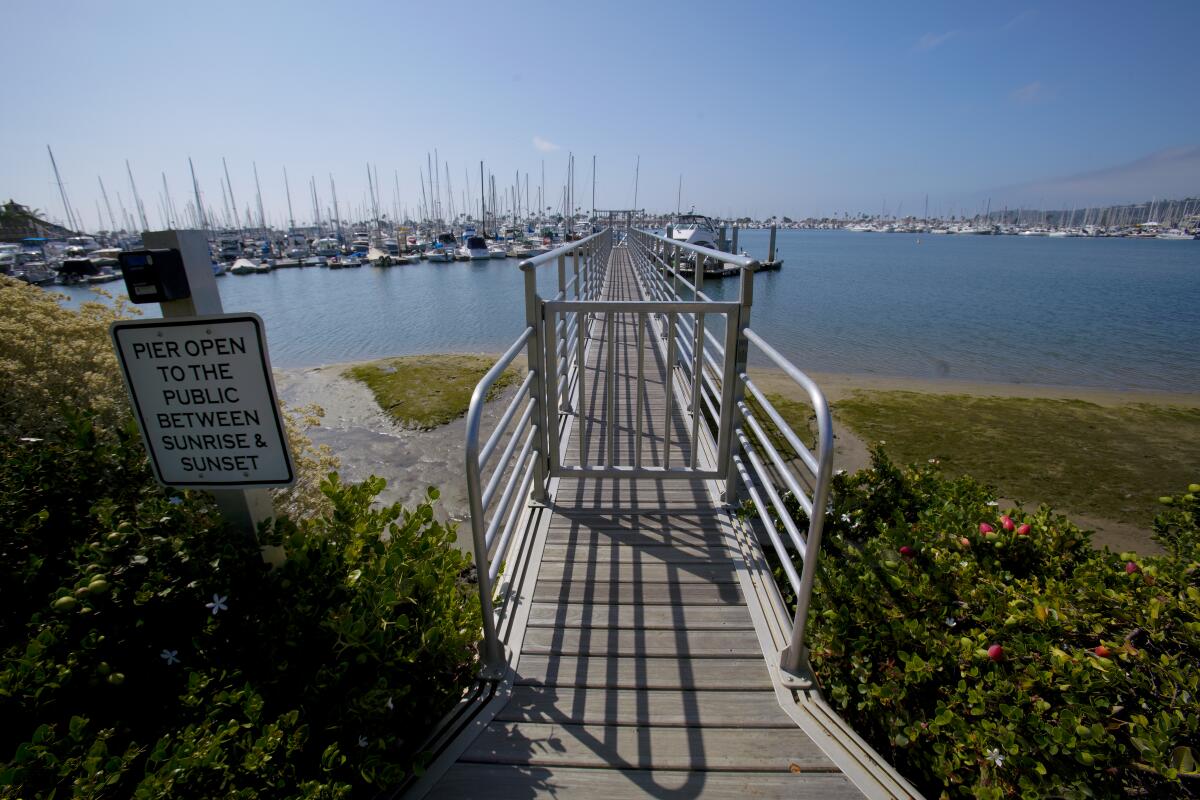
406, 226, 919, 798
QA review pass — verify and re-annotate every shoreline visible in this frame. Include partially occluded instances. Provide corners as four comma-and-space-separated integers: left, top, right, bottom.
282, 354, 1200, 407
276, 354, 1197, 557
749, 367, 1200, 407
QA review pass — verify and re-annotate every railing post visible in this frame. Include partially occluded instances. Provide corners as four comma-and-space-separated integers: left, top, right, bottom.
724, 262, 756, 501
521, 263, 549, 502
557, 253, 569, 414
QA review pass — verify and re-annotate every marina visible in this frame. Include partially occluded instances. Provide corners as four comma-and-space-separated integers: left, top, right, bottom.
42, 227, 1200, 393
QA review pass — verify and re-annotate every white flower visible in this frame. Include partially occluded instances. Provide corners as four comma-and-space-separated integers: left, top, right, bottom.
160, 649, 180, 666
986, 501, 999, 507
985, 748, 1005, 767
944, 618, 957, 628
840, 514, 851, 523
358, 736, 368, 748
205, 594, 228, 615
385, 697, 394, 711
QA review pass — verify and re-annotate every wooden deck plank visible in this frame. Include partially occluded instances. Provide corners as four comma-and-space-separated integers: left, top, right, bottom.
515, 654, 773, 691
526, 603, 748, 630
521, 627, 762, 658
536, 562, 737, 585
428, 765, 861, 799
532, 580, 744, 606
497, 686, 794, 728
459, 721, 840, 772
540, 542, 731, 563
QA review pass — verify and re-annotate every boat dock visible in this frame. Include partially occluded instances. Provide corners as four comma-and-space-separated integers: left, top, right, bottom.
405, 226, 919, 798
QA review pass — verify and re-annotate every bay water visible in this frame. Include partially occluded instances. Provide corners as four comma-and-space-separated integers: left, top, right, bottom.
54, 230, 1200, 391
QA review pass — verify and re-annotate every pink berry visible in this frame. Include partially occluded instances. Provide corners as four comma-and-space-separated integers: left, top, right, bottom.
979, 523, 994, 535
1016, 523, 1031, 536
899, 545, 915, 558
1094, 645, 1111, 658
987, 644, 1004, 662
1002, 516, 1015, 532
1125, 561, 1139, 574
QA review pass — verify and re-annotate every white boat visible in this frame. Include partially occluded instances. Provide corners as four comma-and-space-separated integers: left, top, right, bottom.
462, 235, 490, 261
669, 213, 718, 249
89, 248, 123, 268
488, 244, 509, 258
1156, 230, 1194, 240
230, 258, 259, 275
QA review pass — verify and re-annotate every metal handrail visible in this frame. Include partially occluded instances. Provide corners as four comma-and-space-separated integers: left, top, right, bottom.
736, 327, 834, 674
464, 228, 613, 672
463, 325, 538, 668
630, 227, 835, 676
634, 228, 757, 270
464, 224, 833, 684
516, 229, 608, 273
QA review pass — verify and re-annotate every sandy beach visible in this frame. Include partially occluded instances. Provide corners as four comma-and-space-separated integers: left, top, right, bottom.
276, 355, 1199, 555
274, 354, 523, 529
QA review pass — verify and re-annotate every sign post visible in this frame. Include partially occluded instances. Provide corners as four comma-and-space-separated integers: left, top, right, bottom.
112, 230, 292, 548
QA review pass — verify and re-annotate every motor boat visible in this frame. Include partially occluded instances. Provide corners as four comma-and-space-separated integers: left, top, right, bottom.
668, 213, 719, 250
462, 235, 490, 261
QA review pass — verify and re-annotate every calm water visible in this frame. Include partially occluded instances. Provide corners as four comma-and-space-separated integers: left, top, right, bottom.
55, 231, 1200, 391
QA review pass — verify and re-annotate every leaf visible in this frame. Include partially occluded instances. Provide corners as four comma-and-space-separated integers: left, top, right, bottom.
1171, 746, 1198, 775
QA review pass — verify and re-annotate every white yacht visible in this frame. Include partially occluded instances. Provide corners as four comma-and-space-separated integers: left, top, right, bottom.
669, 213, 719, 250
462, 234, 490, 261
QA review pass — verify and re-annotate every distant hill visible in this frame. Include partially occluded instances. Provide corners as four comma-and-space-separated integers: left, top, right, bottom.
0, 200, 74, 242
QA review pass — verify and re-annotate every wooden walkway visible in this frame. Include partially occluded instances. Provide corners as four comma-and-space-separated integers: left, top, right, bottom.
419, 242, 911, 799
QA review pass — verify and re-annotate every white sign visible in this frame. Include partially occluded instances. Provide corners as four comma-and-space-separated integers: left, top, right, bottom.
110, 313, 295, 488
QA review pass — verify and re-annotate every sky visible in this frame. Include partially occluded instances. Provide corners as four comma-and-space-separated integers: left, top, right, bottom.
2, 0, 1198, 228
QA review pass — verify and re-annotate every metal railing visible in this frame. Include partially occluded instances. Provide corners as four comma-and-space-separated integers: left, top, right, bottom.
464, 224, 832, 678
627, 228, 833, 675
463, 229, 611, 668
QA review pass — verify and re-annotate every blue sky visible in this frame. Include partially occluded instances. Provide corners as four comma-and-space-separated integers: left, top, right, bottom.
2, 0, 1197, 227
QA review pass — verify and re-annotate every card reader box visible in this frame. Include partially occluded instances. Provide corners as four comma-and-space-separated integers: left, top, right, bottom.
118, 249, 191, 303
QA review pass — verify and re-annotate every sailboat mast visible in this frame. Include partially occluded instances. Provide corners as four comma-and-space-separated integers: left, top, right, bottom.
419, 168, 428, 223
46, 145, 77, 231
480, 161, 485, 234
252, 162, 266, 230
98, 177, 118, 232
330, 174, 341, 238
124, 162, 145, 231
284, 167, 295, 230
187, 157, 207, 230
632, 155, 640, 215
222, 158, 240, 233
161, 172, 176, 228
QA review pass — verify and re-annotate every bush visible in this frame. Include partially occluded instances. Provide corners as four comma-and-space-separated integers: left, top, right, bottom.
0, 282, 482, 796
0, 415, 480, 797
772, 447, 1199, 798
0, 276, 338, 518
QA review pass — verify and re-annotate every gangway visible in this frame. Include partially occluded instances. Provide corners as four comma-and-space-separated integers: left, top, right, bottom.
405, 229, 920, 798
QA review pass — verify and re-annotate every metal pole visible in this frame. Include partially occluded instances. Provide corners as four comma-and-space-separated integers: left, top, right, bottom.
143, 229, 275, 548
724, 262, 756, 500
521, 264, 548, 501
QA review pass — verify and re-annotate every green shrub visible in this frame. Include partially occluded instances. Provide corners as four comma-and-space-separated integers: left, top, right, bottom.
768, 447, 1199, 798
0, 275, 339, 518
0, 414, 480, 797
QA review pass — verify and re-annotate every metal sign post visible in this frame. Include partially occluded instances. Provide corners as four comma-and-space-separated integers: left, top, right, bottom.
113, 229, 291, 545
